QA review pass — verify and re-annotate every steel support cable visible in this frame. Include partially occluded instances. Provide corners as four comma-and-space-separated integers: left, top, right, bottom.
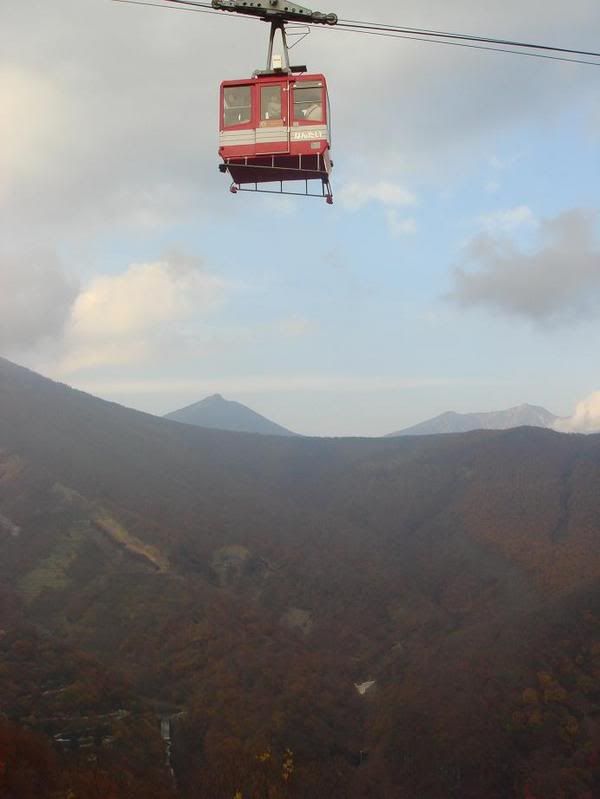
111, 1, 600, 66
161, 0, 213, 8
335, 18, 600, 60
161, 1, 600, 60
327, 25, 600, 68
112, 0, 223, 16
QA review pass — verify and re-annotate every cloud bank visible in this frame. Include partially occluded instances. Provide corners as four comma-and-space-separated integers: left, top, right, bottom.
0, 253, 78, 352
553, 392, 600, 434
58, 254, 226, 374
339, 181, 417, 212
477, 205, 536, 234
449, 209, 600, 324
338, 181, 418, 237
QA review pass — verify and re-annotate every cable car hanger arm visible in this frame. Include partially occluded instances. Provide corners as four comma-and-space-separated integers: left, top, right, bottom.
211, 0, 337, 26
209, 0, 337, 73
161, 0, 336, 25
162, 0, 336, 71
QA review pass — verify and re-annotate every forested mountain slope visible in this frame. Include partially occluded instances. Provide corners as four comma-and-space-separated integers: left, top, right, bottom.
0, 356, 599, 799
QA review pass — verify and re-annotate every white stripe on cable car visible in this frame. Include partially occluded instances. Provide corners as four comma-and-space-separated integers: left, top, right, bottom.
220, 130, 255, 144
219, 135, 289, 146
220, 126, 330, 147
255, 127, 287, 140
219, 127, 289, 145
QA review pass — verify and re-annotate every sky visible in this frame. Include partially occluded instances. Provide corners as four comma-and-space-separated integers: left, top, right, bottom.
1, 0, 600, 436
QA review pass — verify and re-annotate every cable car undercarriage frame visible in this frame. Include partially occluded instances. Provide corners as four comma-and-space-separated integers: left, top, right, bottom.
213, 0, 338, 204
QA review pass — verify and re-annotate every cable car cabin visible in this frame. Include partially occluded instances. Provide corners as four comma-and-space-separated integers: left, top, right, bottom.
218, 73, 333, 203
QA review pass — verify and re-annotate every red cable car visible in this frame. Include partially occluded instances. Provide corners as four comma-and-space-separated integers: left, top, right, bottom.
213, 0, 338, 204
219, 73, 333, 202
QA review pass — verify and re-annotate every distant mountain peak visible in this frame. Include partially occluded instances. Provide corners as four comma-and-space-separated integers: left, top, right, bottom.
164, 394, 297, 437
387, 404, 560, 437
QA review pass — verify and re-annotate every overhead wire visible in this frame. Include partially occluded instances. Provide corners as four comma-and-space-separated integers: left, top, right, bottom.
335, 17, 600, 59
327, 25, 600, 68
111, 0, 228, 19
111, 0, 600, 67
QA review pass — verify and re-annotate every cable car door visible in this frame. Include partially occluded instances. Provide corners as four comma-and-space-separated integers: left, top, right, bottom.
255, 80, 290, 156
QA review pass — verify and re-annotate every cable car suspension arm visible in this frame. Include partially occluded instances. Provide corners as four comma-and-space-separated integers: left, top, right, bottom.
266, 19, 290, 71
211, 0, 337, 26
211, 0, 336, 72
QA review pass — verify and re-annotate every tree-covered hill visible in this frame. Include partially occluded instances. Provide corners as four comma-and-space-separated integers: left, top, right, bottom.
0, 356, 598, 798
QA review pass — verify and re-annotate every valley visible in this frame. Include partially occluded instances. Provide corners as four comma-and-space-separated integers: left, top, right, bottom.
0, 357, 599, 798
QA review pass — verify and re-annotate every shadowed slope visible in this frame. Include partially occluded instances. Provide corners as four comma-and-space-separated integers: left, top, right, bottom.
1, 356, 599, 799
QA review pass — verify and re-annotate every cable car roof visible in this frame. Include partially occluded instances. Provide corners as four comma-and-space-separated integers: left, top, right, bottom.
220, 73, 327, 86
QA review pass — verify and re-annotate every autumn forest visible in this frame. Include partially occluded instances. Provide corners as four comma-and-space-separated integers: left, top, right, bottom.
0, 356, 599, 799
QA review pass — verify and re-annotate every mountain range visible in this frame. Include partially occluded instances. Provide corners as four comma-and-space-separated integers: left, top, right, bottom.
164, 393, 296, 436
0, 355, 599, 799
388, 403, 560, 436
164, 396, 563, 439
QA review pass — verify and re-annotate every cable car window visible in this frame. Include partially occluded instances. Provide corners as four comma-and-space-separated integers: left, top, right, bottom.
223, 86, 252, 127
260, 85, 282, 122
294, 81, 323, 122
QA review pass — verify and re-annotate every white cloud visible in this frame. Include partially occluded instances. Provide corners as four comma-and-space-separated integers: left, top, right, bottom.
0, 5, 226, 236
0, 67, 67, 194
0, 252, 78, 352
59, 255, 227, 373
449, 209, 600, 324
338, 181, 418, 238
553, 392, 600, 434
339, 181, 417, 212
478, 205, 536, 234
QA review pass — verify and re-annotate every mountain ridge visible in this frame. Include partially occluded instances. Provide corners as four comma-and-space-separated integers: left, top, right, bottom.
387, 402, 561, 437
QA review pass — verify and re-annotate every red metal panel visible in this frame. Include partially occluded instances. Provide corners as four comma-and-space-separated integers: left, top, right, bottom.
289, 140, 329, 156
220, 144, 258, 158
218, 73, 332, 188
